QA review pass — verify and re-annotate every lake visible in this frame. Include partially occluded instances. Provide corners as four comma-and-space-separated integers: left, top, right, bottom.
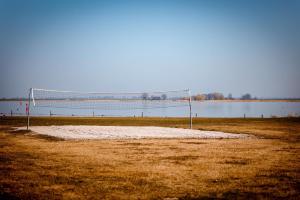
1, 100, 300, 118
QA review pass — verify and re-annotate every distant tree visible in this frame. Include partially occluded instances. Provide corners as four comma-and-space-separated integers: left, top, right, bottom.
150, 95, 161, 100
227, 93, 233, 100
161, 94, 167, 100
213, 92, 224, 100
193, 94, 206, 101
206, 93, 214, 100
141, 93, 148, 100
241, 93, 252, 100
205, 93, 224, 100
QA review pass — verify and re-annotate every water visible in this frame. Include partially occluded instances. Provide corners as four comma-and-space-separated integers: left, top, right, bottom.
0, 101, 300, 118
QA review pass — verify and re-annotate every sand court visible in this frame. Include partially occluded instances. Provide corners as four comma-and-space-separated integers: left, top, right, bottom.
21, 125, 253, 140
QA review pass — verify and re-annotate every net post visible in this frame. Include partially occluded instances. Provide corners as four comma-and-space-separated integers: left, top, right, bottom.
27, 88, 32, 130
188, 89, 192, 129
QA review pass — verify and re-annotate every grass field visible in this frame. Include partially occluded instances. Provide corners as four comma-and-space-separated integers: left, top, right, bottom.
0, 117, 299, 199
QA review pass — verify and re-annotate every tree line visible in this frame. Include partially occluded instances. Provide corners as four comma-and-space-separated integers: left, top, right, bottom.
192, 93, 254, 101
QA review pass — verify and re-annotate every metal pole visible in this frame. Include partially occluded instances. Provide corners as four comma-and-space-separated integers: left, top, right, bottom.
27, 88, 32, 130
188, 89, 192, 129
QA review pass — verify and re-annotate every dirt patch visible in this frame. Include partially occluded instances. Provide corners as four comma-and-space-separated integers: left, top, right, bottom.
223, 159, 251, 165
180, 141, 207, 145
10, 129, 31, 135
163, 155, 199, 161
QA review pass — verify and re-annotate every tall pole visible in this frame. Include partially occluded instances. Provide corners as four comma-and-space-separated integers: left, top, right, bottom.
27, 88, 32, 130
188, 89, 192, 129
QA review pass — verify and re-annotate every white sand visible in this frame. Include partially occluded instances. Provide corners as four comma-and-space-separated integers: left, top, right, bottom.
21, 126, 252, 140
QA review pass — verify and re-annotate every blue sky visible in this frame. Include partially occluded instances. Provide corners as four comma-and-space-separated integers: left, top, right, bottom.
0, 0, 299, 98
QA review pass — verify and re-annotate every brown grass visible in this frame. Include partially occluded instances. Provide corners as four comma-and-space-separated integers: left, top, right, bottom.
0, 117, 299, 199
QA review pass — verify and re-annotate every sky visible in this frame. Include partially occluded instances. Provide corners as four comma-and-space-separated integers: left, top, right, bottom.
0, 0, 299, 98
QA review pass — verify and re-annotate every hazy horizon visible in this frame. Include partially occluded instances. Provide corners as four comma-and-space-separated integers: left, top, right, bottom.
1, 0, 299, 98
1, 90, 300, 100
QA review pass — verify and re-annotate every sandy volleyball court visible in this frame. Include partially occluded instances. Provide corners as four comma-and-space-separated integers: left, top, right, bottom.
22, 126, 252, 140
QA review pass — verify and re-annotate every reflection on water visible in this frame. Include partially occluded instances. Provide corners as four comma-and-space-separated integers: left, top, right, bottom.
0, 101, 300, 118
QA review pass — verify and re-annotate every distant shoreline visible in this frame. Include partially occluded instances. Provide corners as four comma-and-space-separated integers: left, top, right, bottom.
200, 99, 300, 102
1, 99, 300, 102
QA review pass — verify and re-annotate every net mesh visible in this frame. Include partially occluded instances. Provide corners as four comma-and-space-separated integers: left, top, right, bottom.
31, 88, 191, 112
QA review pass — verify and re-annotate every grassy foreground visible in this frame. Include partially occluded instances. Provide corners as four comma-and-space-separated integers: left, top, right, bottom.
0, 117, 299, 199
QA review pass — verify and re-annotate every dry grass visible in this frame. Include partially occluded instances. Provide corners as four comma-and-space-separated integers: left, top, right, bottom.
0, 117, 300, 199
1, 116, 300, 139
